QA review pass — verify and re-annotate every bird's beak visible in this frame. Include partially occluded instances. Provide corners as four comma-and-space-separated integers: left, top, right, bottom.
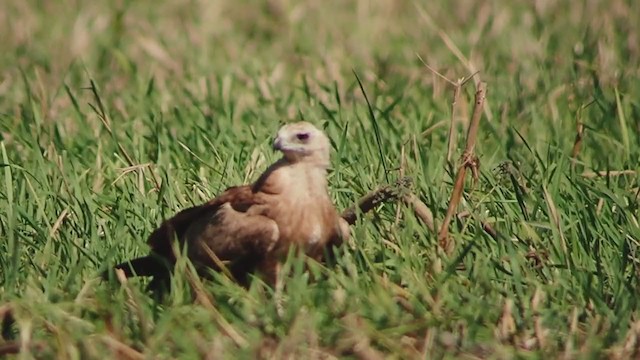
272, 137, 283, 151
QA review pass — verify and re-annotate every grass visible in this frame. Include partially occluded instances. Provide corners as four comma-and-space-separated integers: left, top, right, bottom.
1, 0, 640, 358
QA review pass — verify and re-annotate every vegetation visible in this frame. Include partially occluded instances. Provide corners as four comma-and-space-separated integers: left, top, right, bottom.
1, 0, 639, 358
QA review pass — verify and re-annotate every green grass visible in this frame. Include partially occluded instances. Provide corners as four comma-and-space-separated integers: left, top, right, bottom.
1, 0, 640, 358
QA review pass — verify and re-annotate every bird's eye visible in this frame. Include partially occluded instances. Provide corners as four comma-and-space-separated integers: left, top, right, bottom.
296, 133, 310, 141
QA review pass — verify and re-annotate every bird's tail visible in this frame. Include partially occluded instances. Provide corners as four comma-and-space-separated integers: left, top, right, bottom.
102, 255, 173, 297
103, 254, 169, 279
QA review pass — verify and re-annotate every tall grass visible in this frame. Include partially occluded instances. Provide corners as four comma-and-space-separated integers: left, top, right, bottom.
1, 0, 639, 357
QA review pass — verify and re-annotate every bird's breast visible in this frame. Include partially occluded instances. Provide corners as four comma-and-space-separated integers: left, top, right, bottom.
265, 197, 336, 256
252, 164, 338, 257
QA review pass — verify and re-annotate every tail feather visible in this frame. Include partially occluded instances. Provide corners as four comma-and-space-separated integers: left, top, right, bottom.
102, 255, 173, 298
103, 254, 170, 279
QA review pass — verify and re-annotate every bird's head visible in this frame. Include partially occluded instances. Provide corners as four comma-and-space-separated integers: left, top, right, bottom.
273, 121, 331, 167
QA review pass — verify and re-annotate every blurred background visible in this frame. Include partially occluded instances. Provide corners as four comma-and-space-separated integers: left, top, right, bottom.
1, 0, 638, 132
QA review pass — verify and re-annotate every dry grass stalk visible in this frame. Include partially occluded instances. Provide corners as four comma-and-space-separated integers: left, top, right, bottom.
571, 121, 584, 161
100, 335, 146, 360
438, 83, 487, 253
542, 185, 568, 265
615, 320, 640, 359
415, 6, 493, 122
446, 80, 463, 164
88, 81, 161, 192
563, 307, 579, 359
182, 266, 249, 349
115, 269, 151, 342
495, 298, 516, 343
416, 54, 470, 165
582, 169, 637, 178
340, 314, 386, 360
394, 145, 407, 225
571, 100, 595, 166
532, 288, 547, 350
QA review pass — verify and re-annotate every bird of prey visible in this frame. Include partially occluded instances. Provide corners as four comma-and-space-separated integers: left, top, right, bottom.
107, 121, 350, 290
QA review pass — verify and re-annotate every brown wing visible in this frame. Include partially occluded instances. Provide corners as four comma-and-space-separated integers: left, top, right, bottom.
146, 185, 279, 282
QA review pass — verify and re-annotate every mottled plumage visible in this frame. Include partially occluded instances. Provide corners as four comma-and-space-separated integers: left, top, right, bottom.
108, 122, 349, 289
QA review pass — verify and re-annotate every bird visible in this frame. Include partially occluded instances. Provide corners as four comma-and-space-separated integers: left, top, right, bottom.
105, 121, 350, 291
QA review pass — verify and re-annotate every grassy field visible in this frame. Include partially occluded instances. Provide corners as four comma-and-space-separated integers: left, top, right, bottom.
1, 0, 640, 358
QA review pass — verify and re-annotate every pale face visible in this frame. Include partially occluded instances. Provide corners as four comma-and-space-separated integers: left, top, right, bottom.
272, 121, 331, 167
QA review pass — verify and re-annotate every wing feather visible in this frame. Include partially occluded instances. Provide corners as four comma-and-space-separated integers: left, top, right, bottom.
145, 185, 279, 282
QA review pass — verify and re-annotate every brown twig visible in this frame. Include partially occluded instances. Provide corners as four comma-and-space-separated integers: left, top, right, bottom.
482, 222, 498, 239
438, 82, 487, 253
570, 100, 595, 165
0, 340, 46, 357
0, 341, 21, 356
570, 121, 584, 161
456, 211, 497, 240
403, 193, 435, 231
341, 177, 413, 225
342, 177, 438, 234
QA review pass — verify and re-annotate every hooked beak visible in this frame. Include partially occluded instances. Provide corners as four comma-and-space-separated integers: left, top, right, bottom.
272, 137, 283, 151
